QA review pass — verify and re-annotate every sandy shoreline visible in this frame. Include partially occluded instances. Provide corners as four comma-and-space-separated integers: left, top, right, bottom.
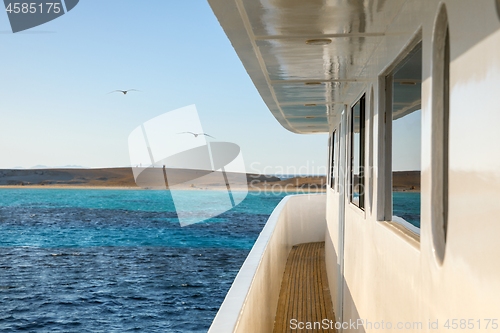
0, 185, 140, 190
0, 184, 327, 194
0, 184, 420, 194
0, 168, 420, 193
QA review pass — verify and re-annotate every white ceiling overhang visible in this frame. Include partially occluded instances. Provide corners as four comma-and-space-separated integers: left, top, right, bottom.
208, 0, 405, 134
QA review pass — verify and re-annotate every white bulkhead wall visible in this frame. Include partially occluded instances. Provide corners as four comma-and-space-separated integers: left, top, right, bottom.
326, 0, 500, 332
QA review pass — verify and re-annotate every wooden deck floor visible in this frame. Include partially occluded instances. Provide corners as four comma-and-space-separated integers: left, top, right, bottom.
273, 242, 338, 333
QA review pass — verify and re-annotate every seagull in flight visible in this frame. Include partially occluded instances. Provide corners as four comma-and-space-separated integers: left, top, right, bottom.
108, 89, 140, 95
179, 132, 215, 139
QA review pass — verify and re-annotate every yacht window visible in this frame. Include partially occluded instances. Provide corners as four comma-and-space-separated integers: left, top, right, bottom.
350, 96, 365, 209
330, 131, 336, 189
389, 43, 422, 228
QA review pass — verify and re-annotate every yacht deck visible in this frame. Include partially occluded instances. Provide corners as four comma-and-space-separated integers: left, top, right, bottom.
273, 242, 337, 333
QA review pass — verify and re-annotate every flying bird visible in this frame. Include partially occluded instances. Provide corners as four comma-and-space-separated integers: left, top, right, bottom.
108, 89, 140, 95
179, 132, 215, 139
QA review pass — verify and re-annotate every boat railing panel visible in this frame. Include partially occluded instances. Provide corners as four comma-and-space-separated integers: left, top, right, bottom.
207, 194, 327, 333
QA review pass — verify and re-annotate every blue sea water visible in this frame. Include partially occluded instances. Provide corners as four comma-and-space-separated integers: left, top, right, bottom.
393, 192, 421, 228
351, 191, 421, 228
0, 189, 287, 333
0, 189, 420, 332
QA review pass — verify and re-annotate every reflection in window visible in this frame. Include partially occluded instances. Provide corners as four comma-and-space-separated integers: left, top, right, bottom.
350, 96, 365, 209
391, 43, 422, 228
329, 131, 335, 189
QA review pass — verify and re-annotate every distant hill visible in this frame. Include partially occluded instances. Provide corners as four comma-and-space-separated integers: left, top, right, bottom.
0, 168, 137, 187
249, 176, 327, 190
0, 168, 420, 191
0, 168, 279, 188
393, 171, 420, 191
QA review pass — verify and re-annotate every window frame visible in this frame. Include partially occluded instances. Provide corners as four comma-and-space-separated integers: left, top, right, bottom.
431, 4, 450, 263
329, 130, 336, 189
350, 95, 366, 210
384, 40, 422, 231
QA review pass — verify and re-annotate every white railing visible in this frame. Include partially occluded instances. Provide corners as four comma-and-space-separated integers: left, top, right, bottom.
208, 194, 327, 333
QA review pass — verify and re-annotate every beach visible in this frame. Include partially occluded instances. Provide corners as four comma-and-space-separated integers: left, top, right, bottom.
0, 168, 327, 192
0, 168, 420, 194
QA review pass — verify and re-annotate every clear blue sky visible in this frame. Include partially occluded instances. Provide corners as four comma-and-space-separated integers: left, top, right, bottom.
0, 1, 328, 175
393, 110, 421, 172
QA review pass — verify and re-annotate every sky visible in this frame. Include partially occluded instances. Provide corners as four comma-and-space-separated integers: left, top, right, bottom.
393, 110, 421, 171
0, 1, 329, 175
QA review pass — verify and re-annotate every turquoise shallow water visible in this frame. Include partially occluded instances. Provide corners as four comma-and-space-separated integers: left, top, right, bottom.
393, 192, 421, 228
0, 189, 287, 332
351, 191, 421, 228
0, 189, 282, 249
